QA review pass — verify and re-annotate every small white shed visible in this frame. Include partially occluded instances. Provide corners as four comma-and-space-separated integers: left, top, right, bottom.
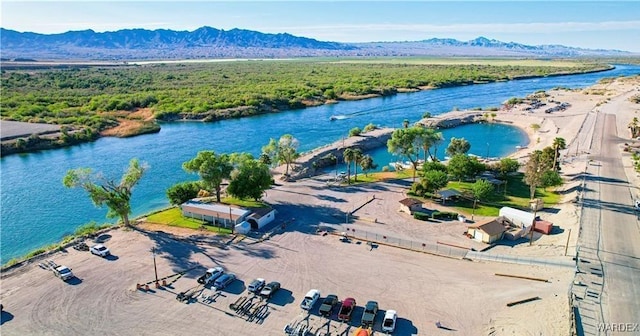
498, 207, 535, 228
246, 207, 276, 230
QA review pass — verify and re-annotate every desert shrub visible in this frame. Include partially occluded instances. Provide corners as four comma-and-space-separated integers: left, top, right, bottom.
349, 127, 362, 137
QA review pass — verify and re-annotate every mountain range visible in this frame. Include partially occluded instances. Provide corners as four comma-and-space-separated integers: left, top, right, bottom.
0, 26, 633, 60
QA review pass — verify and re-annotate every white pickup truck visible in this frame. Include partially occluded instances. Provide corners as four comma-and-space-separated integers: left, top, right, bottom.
197, 267, 225, 284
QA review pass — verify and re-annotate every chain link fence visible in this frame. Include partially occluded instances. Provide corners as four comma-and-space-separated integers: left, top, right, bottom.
342, 228, 469, 259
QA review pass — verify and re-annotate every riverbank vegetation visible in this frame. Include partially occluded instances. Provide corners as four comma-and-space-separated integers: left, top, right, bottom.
1, 60, 608, 134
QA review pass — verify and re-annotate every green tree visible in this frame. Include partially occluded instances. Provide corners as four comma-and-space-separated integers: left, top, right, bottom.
403, 119, 410, 128
166, 181, 202, 205
552, 137, 566, 171
471, 179, 494, 219
351, 148, 363, 181
422, 111, 432, 119
419, 170, 449, 197
359, 154, 377, 176
523, 150, 552, 200
227, 159, 273, 200
261, 138, 278, 167
349, 127, 362, 137
447, 154, 483, 181
421, 160, 448, 173
541, 170, 563, 191
258, 152, 272, 166
496, 157, 520, 178
276, 134, 300, 176
387, 127, 422, 181
182, 151, 233, 202
63, 158, 147, 227
416, 126, 444, 161
446, 137, 471, 157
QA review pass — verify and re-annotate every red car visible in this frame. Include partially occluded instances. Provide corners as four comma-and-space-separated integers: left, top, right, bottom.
337, 297, 356, 321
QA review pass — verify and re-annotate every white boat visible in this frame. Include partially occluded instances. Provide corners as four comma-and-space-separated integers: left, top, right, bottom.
389, 160, 424, 170
515, 145, 528, 150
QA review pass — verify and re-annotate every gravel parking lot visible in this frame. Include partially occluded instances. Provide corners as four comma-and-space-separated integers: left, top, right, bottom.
0, 120, 61, 141
0, 221, 571, 335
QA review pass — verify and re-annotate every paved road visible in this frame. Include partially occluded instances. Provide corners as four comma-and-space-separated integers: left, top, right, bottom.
573, 104, 640, 334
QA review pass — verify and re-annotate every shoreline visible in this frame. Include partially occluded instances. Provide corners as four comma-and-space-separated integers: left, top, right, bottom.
0, 65, 615, 157
2, 75, 636, 266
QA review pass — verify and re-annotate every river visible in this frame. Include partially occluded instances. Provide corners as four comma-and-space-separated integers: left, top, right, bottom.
1, 64, 639, 263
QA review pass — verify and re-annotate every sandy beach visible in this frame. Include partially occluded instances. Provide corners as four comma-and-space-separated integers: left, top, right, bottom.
1, 75, 638, 336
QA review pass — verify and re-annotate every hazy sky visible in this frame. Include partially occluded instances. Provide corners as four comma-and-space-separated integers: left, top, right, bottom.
2, 1, 640, 52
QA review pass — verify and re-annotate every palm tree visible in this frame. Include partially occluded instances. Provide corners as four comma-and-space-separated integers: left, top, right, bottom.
351, 148, 363, 182
403, 119, 410, 129
343, 148, 355, 184
552, 137, 566, 171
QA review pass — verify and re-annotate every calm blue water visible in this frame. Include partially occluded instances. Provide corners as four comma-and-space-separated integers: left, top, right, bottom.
330, 123, 528, 174
2, 64, 639, 262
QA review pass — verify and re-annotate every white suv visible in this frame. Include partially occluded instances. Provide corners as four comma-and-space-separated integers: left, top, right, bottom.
248, 278, 266, 293
300, 289, 321, 310
90, 244, 110, 257
382, 310, 397, 333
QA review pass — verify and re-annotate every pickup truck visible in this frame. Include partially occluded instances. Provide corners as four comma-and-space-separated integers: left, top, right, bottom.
361, 300, 378, 326
197, 267, 224, 284
337, 297, 356, 322
319, 294, 339, 317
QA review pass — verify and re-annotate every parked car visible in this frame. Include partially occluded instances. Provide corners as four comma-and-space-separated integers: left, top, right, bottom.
361, 300, 378, 326
260, 281, 281, 299
247, 278, 266, 294
213, 273, 236, 290
319, 294, 339, 317
382, 310, 397, 333
53, 265, 74, 281
89, 244, 110, 257
197, 267, 225, 284
338, 297, 356, 321
300, 289, 321, 310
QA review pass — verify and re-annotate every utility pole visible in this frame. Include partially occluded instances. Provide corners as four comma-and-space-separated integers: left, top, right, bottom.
529, 207, 538, 246
564, 229, 572, 256
152, 247, 159, 285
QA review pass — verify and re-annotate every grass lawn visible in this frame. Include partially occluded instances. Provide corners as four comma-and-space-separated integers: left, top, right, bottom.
221, 197, 268, 208
445, 173, 562, 217
344, 169, 415, 185
146, 207, 232, 234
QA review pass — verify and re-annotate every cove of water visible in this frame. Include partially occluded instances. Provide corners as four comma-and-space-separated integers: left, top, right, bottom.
1, 64, 639, 262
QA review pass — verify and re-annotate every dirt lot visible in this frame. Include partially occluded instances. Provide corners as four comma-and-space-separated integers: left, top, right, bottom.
1, 218, 571, 336
0, 120, 61, 141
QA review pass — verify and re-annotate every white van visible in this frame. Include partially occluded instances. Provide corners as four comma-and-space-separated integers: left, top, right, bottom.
300, 289, 321, 310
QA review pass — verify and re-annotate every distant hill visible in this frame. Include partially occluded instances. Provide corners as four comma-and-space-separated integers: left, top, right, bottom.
356, 36, 633, 57
0, 27, 633, 60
